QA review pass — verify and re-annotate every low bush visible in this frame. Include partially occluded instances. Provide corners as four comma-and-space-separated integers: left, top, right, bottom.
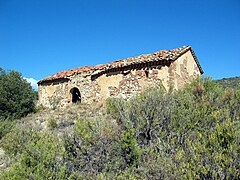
1, 132, 66, 179
47, 118, 58, 130
0, 118, 16, 139
1, 77, 239, 179
1, 125, 40, 157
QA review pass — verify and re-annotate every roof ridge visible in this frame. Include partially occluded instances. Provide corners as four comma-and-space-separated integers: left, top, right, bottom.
38, 46, 196, 84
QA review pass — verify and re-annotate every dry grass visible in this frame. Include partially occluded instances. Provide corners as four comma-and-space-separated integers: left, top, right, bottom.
18, 102, 105, 136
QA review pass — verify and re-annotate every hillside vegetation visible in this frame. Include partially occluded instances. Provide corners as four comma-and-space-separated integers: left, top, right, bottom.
0, 68, 37, 138
0, 76, 240, 179
215, 76, 240, 89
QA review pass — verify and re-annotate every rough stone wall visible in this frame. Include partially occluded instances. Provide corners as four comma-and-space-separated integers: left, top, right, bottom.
38, 72, 98, 107
38, 81, 70, 108
171, 50, 201, 90
96, 66, 168, 101
38, 83, 68, 108
38, 50, 201, 108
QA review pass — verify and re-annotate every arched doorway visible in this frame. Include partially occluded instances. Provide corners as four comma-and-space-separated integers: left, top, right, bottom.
70, 87, 81, 103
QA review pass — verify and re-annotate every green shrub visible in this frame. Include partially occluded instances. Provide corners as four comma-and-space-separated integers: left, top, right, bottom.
1, 125, 40, 157
1, 133, 66, 179
63, 118, 104, 177
106, 97, 126, 124
47, 118, 58, 130
1, 77, 239, 179
0, 118, 16, 139
106, 77, 240, 178
120, 128, 141, 167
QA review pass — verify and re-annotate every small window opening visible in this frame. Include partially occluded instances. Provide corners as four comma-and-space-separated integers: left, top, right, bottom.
70, 87, 81, 103
145, 70, 149, 78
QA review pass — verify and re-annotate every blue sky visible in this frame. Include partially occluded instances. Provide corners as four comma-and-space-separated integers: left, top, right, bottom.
0, 0, 240, 90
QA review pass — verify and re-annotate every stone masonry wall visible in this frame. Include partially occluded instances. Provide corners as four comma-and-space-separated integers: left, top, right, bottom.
172, 50, 201, 89
38, 50, 201, 108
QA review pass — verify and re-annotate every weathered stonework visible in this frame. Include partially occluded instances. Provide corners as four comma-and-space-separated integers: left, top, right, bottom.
38, 46, 203, 108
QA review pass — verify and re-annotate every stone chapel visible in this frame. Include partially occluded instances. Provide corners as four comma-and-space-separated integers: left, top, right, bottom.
38, 46, 203, 107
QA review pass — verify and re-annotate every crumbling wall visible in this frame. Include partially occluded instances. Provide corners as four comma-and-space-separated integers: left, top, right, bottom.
38, 81, 70, 108
38, 50, 202, 108
94, 65, 170, 100
171, 50, 201, 89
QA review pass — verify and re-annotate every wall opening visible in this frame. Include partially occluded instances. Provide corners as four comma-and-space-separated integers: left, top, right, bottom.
70, 87, 81, 103
145, 70, 149, 78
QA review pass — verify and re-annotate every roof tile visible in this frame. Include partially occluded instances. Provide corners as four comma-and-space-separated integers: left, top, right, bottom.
38, 46, 201, 84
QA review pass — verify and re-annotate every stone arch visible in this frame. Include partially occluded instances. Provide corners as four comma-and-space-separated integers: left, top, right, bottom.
70, 87, 81, 103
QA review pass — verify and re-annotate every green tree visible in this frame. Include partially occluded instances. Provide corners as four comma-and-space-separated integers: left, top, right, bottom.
0, 68, 36, 119
0, 68, 37, 138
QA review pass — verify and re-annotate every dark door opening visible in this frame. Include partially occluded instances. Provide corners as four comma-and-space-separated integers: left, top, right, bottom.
145, 70, 149, 78
70, 87, 81, 103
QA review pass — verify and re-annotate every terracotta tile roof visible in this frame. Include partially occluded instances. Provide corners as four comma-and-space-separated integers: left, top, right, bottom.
39, 66, 95, 83
38, 46, 203, 84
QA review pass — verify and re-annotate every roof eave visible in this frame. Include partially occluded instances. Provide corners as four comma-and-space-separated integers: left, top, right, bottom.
189, 47, 204, 74
38, 77, 70, 85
